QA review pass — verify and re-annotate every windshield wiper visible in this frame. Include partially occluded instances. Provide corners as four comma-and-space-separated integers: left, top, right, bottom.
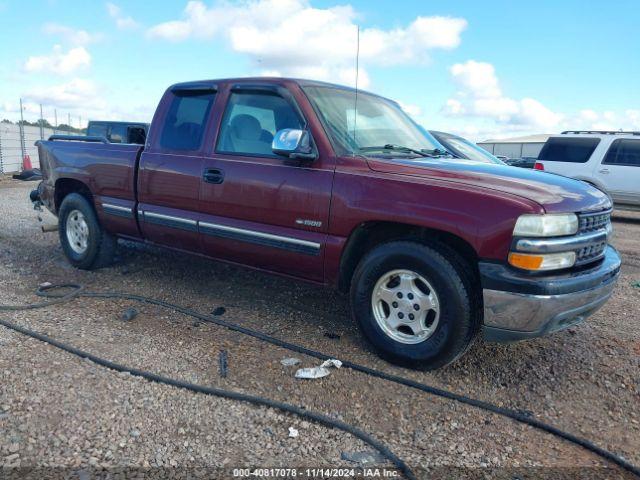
359, 144, 449, 158
420, 148, 451, 157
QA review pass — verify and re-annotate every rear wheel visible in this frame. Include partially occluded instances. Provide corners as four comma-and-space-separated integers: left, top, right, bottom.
58, 193, 116, 270
350, 241, 478, 369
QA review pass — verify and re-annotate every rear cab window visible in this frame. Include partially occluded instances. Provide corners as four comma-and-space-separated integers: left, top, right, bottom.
160, 90, 217, 151
603, 139, 640, 167
87, 123, 108, 139
109, 124, 127, 143
538, 137, 600, 163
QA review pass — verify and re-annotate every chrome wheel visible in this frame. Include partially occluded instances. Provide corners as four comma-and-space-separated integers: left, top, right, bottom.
65, 209, 89, 254
371, 269, 440, 344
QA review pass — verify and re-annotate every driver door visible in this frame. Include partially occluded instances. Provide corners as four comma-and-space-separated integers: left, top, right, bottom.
198, 85, 335, 281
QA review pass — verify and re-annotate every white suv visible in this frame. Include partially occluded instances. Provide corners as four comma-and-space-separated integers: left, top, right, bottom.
535, 131, 640, 210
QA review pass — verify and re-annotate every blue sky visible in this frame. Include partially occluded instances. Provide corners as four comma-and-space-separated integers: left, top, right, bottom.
1, 0, 638, 140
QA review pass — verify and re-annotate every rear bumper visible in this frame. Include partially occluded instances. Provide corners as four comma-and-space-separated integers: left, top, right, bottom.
31, 181, 55, 214
481, 246, 621, 342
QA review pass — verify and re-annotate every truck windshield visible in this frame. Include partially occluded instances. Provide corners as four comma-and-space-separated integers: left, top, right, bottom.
303, 86, 440, 157
433, 132, 504, 164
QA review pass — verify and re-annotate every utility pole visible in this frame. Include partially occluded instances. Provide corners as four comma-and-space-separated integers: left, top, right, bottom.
54, 109, 58, 135
39, 104, 44, 140
19, 98, 26, 163
68, 113, 71, 133
0, 122, 4, 174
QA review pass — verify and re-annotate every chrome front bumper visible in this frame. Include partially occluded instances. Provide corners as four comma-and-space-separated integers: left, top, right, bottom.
482, 246, 621, 342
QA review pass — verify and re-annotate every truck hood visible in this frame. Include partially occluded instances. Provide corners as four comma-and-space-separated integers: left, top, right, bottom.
367, 157, 611, 213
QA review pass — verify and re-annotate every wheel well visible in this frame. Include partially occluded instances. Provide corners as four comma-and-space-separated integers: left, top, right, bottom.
54, 178, 93, 213
338, 221, 479, 293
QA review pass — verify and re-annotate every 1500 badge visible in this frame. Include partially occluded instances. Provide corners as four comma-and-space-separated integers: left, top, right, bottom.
296, 219, 322, 228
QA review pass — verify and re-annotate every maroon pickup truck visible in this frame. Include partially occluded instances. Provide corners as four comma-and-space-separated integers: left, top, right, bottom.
33, 77, 621, 369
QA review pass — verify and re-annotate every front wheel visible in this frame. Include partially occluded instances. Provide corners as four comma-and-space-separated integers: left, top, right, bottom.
58, 193, 116, 270
350, 241, 478, 369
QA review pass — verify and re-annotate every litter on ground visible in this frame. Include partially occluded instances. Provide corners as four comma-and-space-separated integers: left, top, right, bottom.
281, 357, 301, 366
295, 359, 342, 379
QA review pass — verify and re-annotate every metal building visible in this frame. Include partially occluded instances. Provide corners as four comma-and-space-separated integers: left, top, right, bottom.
477, 134, 552, 159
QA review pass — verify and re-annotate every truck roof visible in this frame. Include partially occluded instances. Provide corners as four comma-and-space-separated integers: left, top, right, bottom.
168, 77, 390, 101
88, 120, 149, 127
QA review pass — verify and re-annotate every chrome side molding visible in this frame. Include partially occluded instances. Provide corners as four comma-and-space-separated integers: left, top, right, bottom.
102, 203, 133, 219
199, 221, 320, 256
128, 205, 321, 256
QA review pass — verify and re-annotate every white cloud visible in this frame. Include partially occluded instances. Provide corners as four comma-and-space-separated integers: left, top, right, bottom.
24, 78, 106, 110
626, 110, 640, 129
17, 78, 154, 124
444, 60, 563, 129
147, 0, 466, 86
449, 60, 501, 98
24, 45, 91, 75
398, 101, 423, 118
579, 109, 599, 122
443, 60, 640, 139
106, 2, 139, 30
43, 23, 102, 45
565, 109, 640, 132
416, 58, 640, 143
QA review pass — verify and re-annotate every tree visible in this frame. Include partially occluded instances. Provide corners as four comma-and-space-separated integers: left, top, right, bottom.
1, 119, 13, 124
55, 123, 82, 133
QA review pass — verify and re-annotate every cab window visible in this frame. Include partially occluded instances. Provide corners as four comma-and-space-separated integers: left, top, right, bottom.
109, 124, 127, 143
160, 91, 217, 151
216, 91, 303, 157
88, 123, 108, 139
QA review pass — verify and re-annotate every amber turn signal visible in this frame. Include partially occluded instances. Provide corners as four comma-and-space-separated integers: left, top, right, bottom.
508, 251, 576, 271
508, 253, 544, 270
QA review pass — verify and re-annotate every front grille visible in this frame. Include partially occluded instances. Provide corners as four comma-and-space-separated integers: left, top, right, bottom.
576, 241, 607, 264
578, 210, 611, 234
575, 209, 612, 265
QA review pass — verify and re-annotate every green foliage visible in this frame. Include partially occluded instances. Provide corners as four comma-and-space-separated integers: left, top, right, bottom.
55, 123, 83, 133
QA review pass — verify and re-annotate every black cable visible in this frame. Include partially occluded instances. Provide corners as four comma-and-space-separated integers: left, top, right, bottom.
0, 317, 415, 480
2, 284, 639, 478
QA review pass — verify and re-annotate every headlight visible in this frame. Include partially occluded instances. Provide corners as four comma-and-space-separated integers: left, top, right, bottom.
513, 213, 578, 237
508, 252, 576, 271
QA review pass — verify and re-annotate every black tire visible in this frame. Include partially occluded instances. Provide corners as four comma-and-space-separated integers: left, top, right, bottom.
58, 193, 116, 270
350, 241, 478, 369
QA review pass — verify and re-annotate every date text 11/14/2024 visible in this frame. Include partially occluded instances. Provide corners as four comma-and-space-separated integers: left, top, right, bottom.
232, 467, 401, 477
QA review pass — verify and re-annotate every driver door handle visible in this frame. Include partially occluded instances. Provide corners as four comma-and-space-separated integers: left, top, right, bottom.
203, 168, 225, 184
598, 168, 610, 174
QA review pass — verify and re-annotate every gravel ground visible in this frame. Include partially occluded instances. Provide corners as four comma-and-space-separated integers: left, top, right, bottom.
1, 178, 638, 479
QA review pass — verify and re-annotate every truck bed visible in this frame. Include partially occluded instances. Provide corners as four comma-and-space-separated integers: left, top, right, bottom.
36, 137, 144, 238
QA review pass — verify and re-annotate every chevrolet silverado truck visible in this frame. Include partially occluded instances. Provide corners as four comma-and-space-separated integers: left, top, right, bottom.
32, 78, 621, 369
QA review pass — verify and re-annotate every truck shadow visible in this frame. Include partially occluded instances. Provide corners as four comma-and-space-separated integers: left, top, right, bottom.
113, 239, 588, 381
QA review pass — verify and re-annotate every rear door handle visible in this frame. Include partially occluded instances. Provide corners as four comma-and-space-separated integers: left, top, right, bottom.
599, 168, 610, 174
203, 168, 224, 184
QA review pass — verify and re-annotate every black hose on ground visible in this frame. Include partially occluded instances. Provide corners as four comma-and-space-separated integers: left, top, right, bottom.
0, 317, 415, 480
2, 284, 639, 478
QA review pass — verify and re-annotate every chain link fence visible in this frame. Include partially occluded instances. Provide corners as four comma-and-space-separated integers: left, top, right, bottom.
1, 99, 87, 174
0, 123, 59, 174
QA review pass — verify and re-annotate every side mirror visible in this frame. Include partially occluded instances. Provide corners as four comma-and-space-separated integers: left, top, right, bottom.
272, 129, 316, 160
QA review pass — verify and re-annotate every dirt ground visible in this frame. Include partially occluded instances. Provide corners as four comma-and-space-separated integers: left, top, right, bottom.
0, 178, 638, 479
